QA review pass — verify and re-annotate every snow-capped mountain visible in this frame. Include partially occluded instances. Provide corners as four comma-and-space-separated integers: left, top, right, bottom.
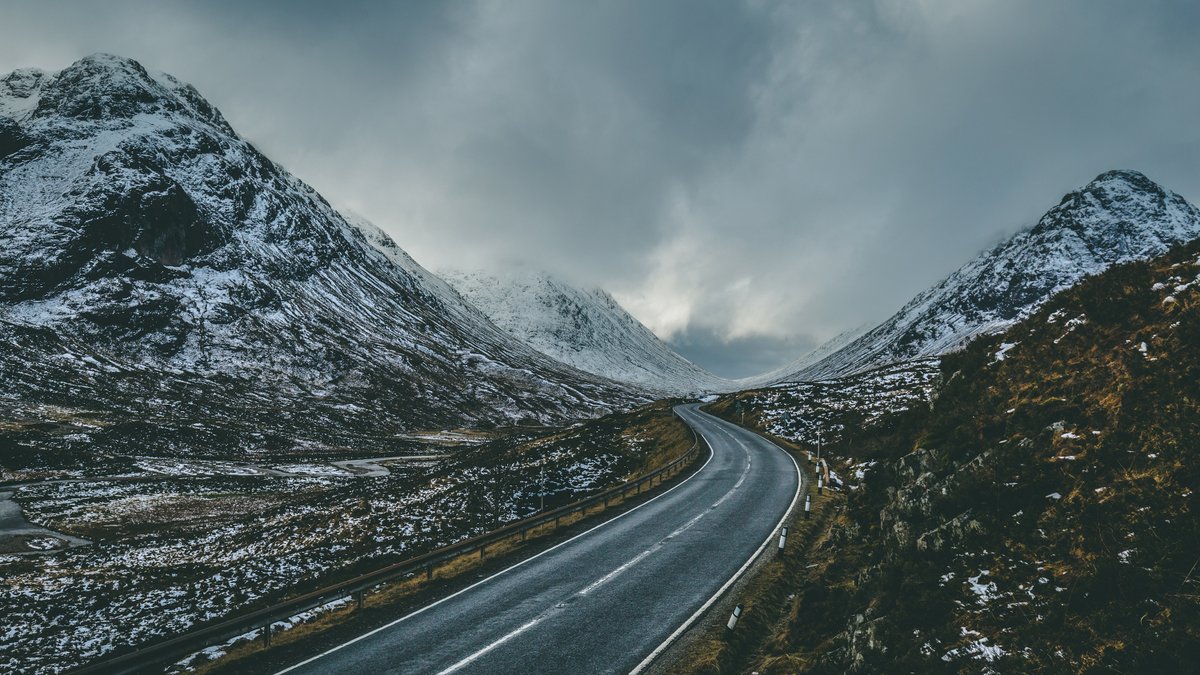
440, 269, 732, 395
775, 170, 1200, 382
0, 54, 644, 457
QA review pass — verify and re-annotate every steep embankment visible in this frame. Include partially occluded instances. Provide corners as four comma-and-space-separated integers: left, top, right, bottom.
696, 239, 1200, 673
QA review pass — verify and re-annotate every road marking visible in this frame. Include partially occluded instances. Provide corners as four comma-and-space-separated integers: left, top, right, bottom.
711, 456, 750, 508
669, 510, 707, 538
435, 617, 542, 675
629, 409, 804, 675
274, 407, 715, 675
578, 548, 655, 595
707, 424, 752, 509
581, 423, 755, 596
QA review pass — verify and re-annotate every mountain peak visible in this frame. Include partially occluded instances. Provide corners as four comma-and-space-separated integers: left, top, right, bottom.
72, 52, 148, 74
1035, 169, 1196, 244
1088, 168, 1155, 188
441, 268, 731, 394
777, 170, 1200, 382
33, 53, 166, 120
1071, 169, 1169, 207
12, 53, 229, 131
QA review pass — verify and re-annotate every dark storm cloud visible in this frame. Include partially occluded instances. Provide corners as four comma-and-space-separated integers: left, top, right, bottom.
3, 1, 1199, 377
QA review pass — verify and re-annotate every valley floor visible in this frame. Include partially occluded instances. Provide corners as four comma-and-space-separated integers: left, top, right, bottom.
0, 402, 690, 673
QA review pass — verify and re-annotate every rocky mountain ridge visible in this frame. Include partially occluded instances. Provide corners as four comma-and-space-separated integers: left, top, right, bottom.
776, 170, 1200, 382
0, 54, 643, 469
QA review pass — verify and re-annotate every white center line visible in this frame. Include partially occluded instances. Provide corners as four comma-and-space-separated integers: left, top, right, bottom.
435, 617, 542, 675
578, 548, 655, 595
711, 456, 751, 508
578, 427, 754, 597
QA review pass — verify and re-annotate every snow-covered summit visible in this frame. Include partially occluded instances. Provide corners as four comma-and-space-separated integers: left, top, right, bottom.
0, 54, 643, 438
775, 170, 1200, 382
440, 268, 733, 395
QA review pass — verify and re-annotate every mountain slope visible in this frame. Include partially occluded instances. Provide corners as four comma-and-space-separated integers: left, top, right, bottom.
705, 238, 1200, 673
777, 170, 1200, 382
441, 268, 731, 395
0, 54, 643, 469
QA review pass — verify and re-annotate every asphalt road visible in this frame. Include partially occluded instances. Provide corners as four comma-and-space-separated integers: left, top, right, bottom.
279, 404, 802, 675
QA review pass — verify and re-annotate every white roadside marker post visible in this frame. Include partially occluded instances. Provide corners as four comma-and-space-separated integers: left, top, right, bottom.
778, 526, 788, 551
805, 494, 811, 519
817, 473, 823, 495
727, 604, 743, 631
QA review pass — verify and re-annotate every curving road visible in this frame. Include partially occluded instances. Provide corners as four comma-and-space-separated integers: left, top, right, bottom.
278, 404, 801, 675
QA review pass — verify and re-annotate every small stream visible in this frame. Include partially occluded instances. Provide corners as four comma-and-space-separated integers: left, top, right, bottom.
0, 450, 459, 556
0, 490, 91, 555
0, 453, 449, 555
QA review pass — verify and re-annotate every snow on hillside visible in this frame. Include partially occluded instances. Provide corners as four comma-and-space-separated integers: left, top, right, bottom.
440, 268, 733, 395
775, 170, 1200, 383
0, 53, 643, 448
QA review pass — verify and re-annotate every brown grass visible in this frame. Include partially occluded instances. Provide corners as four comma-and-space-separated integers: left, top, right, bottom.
668, 456, 845, 675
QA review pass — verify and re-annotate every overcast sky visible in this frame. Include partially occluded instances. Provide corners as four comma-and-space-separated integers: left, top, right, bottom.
3, 1, 1199, 377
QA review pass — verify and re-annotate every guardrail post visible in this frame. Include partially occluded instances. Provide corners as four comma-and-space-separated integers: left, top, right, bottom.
263, 623, 272, 648
480, 544, 486, 560
356, 590, 364, 610
520, 527, 526, 542
425, 564, 433, 581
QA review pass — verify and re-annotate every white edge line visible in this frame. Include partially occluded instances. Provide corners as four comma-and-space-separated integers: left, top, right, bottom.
628, 410, 804, 675
274, 406, 715, 675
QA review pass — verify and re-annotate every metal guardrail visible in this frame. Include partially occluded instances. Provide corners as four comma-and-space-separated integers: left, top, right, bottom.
72, 414, 706, 674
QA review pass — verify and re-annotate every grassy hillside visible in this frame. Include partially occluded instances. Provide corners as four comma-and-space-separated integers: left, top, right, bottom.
694, 240, 1200, 672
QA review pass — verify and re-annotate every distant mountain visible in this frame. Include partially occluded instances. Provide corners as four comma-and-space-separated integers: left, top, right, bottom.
440, 268, 731, 395
0, 54, 643, 466
776, 170, 1200, 382
750, 324, 870, 386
